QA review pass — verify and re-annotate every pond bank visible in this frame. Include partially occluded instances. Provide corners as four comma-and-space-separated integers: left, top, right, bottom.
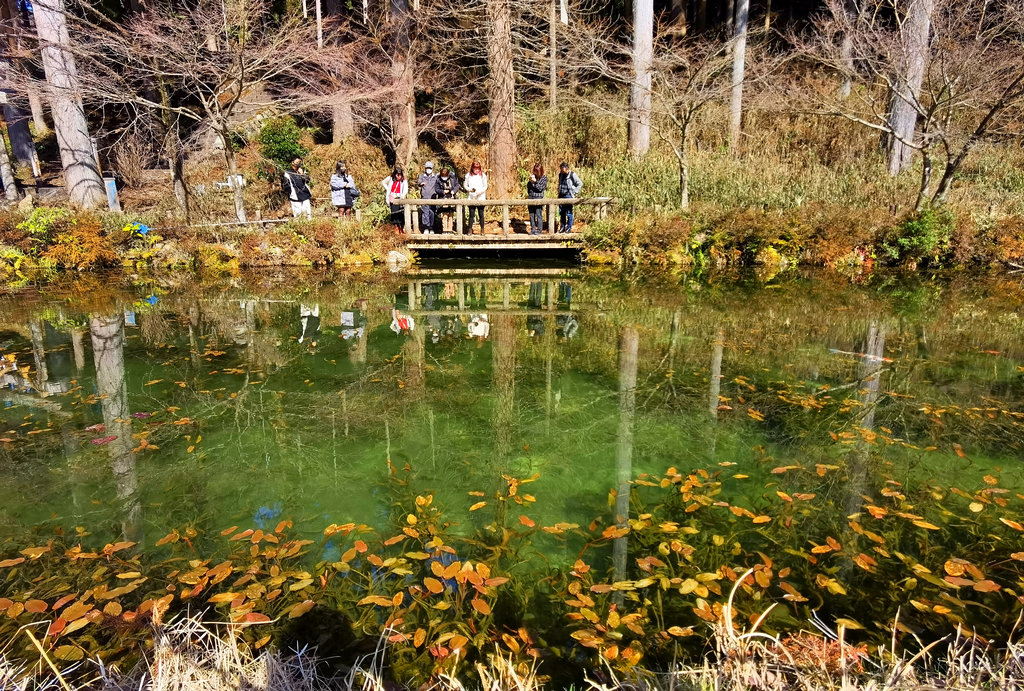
2, 203, 1023, 281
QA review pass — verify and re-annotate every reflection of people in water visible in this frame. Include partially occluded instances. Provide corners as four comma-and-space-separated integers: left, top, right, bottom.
527, 282, 546, 338
340, 308, 367, 340
390, 309, 416, 335
422, 283, 440, 311
556, 314, 579, 340
427, 315, 442, 344
558, 281, 572, 307
441, 316, 463, 342
298, 304, 321, 347
468, 314, 489, 342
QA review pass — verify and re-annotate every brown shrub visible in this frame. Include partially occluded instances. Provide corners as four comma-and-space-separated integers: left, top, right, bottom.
41, 216, 118, 269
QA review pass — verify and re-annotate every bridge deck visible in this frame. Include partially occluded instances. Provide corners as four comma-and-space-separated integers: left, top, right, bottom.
402, 232, 584, 251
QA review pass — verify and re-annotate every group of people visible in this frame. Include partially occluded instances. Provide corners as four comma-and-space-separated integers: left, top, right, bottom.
280, 158, 361, 220
280, 155, 584, 234
383, 160, 583, 235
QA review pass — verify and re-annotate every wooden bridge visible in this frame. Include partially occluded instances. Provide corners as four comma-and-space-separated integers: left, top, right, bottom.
393, 197, 613, 251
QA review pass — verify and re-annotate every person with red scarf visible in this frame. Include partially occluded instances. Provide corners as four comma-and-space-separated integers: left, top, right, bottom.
381, 167, 409, 230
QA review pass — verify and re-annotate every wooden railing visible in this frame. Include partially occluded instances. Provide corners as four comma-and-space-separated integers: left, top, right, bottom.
391, 197, 614, 236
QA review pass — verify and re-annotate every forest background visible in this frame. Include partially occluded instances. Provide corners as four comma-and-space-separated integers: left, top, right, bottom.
0, 0, 1022, 272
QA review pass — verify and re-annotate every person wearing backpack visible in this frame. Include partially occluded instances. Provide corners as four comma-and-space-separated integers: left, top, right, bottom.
526, 163, 548, 235
557, 162, 582, 233
281, 158, 313, 219
330, 161, 359, 219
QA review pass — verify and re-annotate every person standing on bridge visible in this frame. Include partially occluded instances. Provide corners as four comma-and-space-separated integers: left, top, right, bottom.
557, 162, 582, 233
417, 162, 439, 233
382, 167, 408, 230
526, 163, 548, 235
463, 160, 488, 235
436, 166, 460, 234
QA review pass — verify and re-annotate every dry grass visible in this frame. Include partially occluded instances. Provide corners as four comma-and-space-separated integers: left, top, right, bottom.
6, 587, 1024, 691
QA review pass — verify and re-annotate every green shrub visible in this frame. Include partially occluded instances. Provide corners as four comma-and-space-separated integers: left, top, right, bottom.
880, 207, 955, 266
257, 116, 309, 169
17, 207, 71, 255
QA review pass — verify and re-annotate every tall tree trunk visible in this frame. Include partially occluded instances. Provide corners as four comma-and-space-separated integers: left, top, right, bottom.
3, 102, 39, 175
315, 0, 323, 49
220, 132, 246, 222
333, 99, 355, 143
887, 0, 934, 176
728, 0, 749, 155
90, 314, 142, 543
0, 120, 19, 201
628, 0, 653, 157
839, 32, 853, 99
726, 0, 735, 35
697, 0, 706, 31
612, 326, 638, 606
27, 90, 48, 132
33, 0, 105, 208
487, 0, 516, 197
549, 0, 557, 110
391, 0, 417, 166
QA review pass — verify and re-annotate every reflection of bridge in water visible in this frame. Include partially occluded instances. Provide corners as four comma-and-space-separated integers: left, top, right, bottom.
403, 269, 588, 318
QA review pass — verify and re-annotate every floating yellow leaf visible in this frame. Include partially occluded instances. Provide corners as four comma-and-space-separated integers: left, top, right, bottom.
288, 600, 315, 619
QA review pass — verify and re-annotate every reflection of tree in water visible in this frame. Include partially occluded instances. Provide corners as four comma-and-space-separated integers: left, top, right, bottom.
613, 327, 638, 600
844, 321, 887, 520
492, 314, 516, 461
90, 315, 142, 543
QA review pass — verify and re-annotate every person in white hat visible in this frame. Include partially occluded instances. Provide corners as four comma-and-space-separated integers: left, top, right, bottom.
417, 161, 439, 233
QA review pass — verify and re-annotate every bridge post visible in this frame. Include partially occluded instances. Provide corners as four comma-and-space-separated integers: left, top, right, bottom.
456, 202, 464, 235
502, 204, 510, 236
549, 202, 558, 234
412, 202, 420, 234
403, 203, 412, 232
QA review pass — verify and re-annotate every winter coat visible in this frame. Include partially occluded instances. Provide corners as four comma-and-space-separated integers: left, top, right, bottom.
418, 173, 439, 200
527, 175, 548, 199
282, 170, 312, 202
382, 176, 408, 205
330, 173, 357, 207
463, 172, 488, 201
558, 170, 582, 199
436, 175, 460, 200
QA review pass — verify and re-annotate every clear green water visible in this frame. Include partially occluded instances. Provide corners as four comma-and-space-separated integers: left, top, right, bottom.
2, 267, 1023, 563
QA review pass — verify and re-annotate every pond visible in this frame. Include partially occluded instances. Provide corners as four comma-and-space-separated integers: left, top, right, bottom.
2, 265, 1024, 672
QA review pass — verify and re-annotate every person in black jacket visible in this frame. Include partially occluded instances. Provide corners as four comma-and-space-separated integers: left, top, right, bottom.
526, 163, 548, 235
281, 158, 313, 219
436, 166, 461, 234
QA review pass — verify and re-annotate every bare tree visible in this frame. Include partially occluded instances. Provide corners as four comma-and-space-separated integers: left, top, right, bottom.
887, 0, 935, 175
628, 0, 653, 157
728, 0, 749, 153
488, 0, 517, 196
586, 22, 743, 209
54, 0, 363, 221
796, 0, 1024, 208
651, 33, 735, 208
33, 0, 105, 208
